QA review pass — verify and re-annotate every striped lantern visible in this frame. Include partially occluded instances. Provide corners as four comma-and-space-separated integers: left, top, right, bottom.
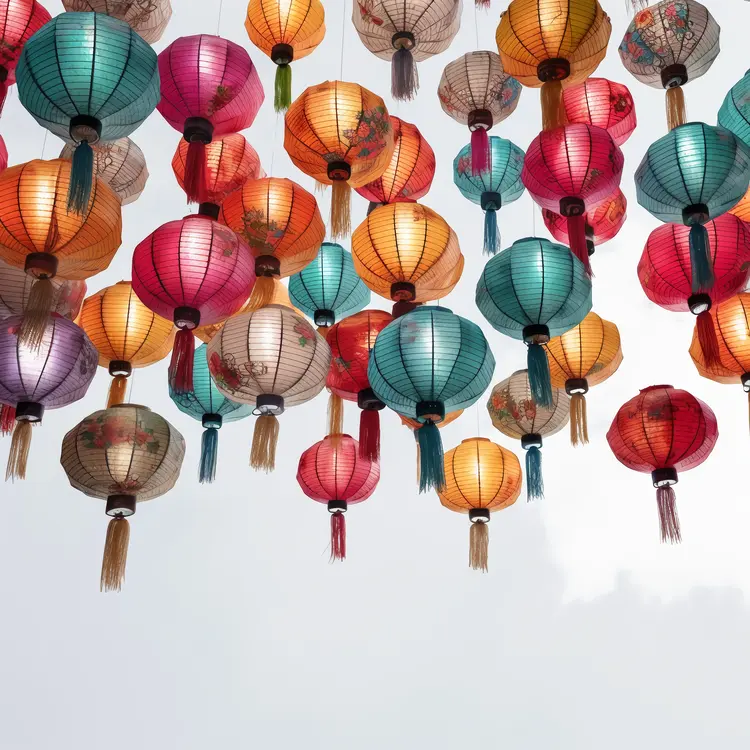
561, 78, 637, 146
62, 0, 172, 43
0, 0, 51, 86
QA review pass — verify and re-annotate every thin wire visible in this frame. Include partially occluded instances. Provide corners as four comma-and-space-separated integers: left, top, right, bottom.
532, 199, 537, 236
340, 0, 346, 78
270, 113, 279, 177
475, 402, 481, 437
474, 6, 480, 48
216, 0, 224, 35
40, 130, 48, 159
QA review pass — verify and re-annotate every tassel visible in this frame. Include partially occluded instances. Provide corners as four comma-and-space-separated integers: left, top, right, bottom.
18, 277, 54, 350
665, 85, 686, 131
107, 374, 128, 408
248, 275, 276, 310
525, 445, 544, 501
330, 510, 346, 562
656, 485, 681, 544
67, 140, 94, 215
469, 520, 489, 572
1, 404, 16, 435
184, 139, 208, 204
251, 414, 279, 472
330, 180, 351, 240
100, 516, 130, 592
688, 223, 714, 293
475, 0, 491, 7
5, 419, 32, 481
566, 214, 593, 276
569, 392, 589, 446
541, 79, 564, 131
696, 310, 720, 368
315, 180, 328, 194
527, 343, 553, 408
169, 328, 195, 394
470, 127, 490, 175
358, 409, 380, 460
327, 391, 343, 440
483, 208, 500, 255
415, 437, 421, 484
416, 420, 445, 493
274, 63, 292, 113
199, 426, 219, 484
391, 46, 418, 101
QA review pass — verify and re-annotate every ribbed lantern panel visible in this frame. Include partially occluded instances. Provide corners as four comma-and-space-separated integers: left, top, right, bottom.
245, 0, 326, 60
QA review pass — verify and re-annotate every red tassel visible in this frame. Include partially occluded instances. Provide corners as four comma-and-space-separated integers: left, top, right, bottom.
656, 485, 681, 544
1, 404, 15, 436
184, 140, 208, 204
169, 328, 195, 394
330, 511, 346, 562
566, 215, 593, 276
358, 408, 380, 461
696, 310, 720, 368
471, 128, 490, 175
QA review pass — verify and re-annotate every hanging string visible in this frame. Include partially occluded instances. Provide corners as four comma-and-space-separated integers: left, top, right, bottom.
269, 113, 279, 177
532, 199, 537, 236
40, 130, 48, 159
340, 0, 346, 79
216, 0, 224, 35
474, 5, 480, 48
475, 402, 481, 437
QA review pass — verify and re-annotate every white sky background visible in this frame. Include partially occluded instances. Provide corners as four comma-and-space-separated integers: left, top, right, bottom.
1, 0, 750, 747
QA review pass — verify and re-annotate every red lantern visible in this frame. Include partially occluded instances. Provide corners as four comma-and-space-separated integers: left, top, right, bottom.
607, 385, 718, 544
0, 0, 51, 85
297, 434, 379, 561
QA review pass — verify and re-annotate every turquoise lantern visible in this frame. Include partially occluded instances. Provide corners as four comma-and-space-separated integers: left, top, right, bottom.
475, 237, 592, 409
169, 344, 253, 484
635, 122, 750, 294
16, 12, 160, 214
453, 136, 525, 256
288, 242, 371, 332
718, 69, 750, 147
368, 306, 495, 493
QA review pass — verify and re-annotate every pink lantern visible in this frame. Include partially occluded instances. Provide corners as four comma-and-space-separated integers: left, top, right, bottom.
0, 0, 51, 85
0, 135, 7, 172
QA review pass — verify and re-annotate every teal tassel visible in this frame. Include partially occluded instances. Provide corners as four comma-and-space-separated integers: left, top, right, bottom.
274, 64, 292, 113
67, 140, 94, 215
527, 343, 553, 408
199, 427, 219, 484
417, 420, 445, 493
689, 223, 714, 293
525, 446, 544, 501
483, 208, 500, 255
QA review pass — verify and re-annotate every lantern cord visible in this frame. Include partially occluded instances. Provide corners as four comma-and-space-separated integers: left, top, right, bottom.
696, 311, 721, 368
469, 520, 489, 572
747, 390, 750, 434
392, 47, 418, 101
330, 511, 346, 562
251, 414, 279, 472
359, 409, 380, 460
527, 344, 554, 408
169, 329, 196, 394
525, 446, 544, 501
18, 278, 54, 351
566, 215, 593, 277
665, 86, 686, 131
414, 434, 421, 484
68, 140, 94, 215
688, 223, 714, 293
327, 392, 344, 440
1, 404, 16, 436
101, 516, 130, 592
339, 0, 346, 79
270, 114, 279, 177
40, 130, 48, 159
475, 402, 481, 437
483, 207, 500, 255
656, 485, 681, 544
248, 276, 276, 310
107, 374, 128, 408
569, 393, 589, 446
200, 427, 219, 484
330, 180, 351, 240
417, 420, 446, 493
274, 64, 292, 113
541, 80, 564, 131
5, 419, 32, 481
474, 4, 482, 40
216, 0, 224, 35
471, 128, 490, 175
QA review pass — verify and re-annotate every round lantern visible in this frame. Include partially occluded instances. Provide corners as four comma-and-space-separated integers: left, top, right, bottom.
561, 78, 637, 146
353, 0, 460, 101
0, 136, 7, 172
496, 0, 611, 130
619, 0, 719, 131
438, 437, 521, 572
438, 51, 521, 175
60, 403, 185, 591
297, 434, 379, 561
284, 81, 394, 239
206, 304, 331, 471
476, 236, 592, 408
157, 34, 264, 204
719, 69, 750, 148
80, 281, 175, 407
131, 215, 256, 394
545, 311, 623, 446
170, 343, 252, 484
0, 314, 98, 480
453, 135, 525, 255
487, 370, 570, 501
730, 184, 750, 223
368, 306, 495, 492
356, 116, 435, 211
62, 0, 172, 43
522, 123, 625, 274
607, 385, 718, 543
16, 12, 159, 214
245, 0, 325, 112
0, 0, 51, 85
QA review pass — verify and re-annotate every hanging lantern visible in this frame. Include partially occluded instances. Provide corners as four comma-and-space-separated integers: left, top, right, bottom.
206, 304, 331, 472
284, 81, 394, 239
297, 434, 379, 561
522, 124, 625, 274
170, 343, 252, 484
438, 438, 521, 572
0, 136, 7, 172
730, 184, 750, 222
607, 385, 718, 543
62, 0, 172, 43
368, 306, 495, 493
0, 0, 51, 85
219, 176, 325, 308
356, 116, 435, 211
61, 403, 185, 591
438, 51, 521, 175
0, 159, 122, 349
545, 311, 622, 446
0, 314, 97, 480
496, 0, 611, 131
157, 34, 264, 204
245, 0, 325, 112
453, 136, 525, 255
353, 0, 460, 101
719, 69, 750, 148
619, 1, 719, 131
131, 215, 256, 394
16, 12, 159, 214
476, 236, 592, 409
561, 78, 637, 146
80, 281, 175, 408
487, 370, 569, 501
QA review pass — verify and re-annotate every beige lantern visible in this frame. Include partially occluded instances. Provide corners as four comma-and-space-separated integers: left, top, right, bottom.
62, 0, 172, 43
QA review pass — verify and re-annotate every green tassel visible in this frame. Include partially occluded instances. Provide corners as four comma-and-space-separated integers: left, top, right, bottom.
417, 420, 445, 493
525, 446, 544, 501
199, 427, 219, 484
689, 223, 714, 294
67, 140, 94, 215
274, 64, 292, 113
483, 208, 500, 255
527, 343, 553, 408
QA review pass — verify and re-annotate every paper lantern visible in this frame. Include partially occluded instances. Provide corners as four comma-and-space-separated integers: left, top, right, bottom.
245, 0, 325, 111
0, 136, 7, 172
297, 434, 379, 561
487, 370, 569, 501
61, 403, 185, 591
730, 183, 750, 222
80, 281, 175, 408
284, 81, 394, 239
545, 311, 622, 446
476, 236, 592, 408
496, 0, 611, 130
522, 124, 624, 274
368, 306, 495, 492
561, 78, 637, 146
353, 0, 460, 101
157, 34, 264, 204
169, 343, 252, 484
619, 0, 719, 130
719, 69, 750, 148
206, 304, 331, 472
16, 12, 159, 214
453, 135, 525, 255
438, 437, 521, 571
438, 51, 521, 174
356, 116, 435, 210
62, 0, 172, 43
607, 385, 718, 543
0, 314, 97, 480
131, 215, 256, 394
0, 0, 51, 85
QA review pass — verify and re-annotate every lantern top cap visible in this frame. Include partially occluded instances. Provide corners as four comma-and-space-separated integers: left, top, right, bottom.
109, 403, 151, 411
639, 385, 673, 393
461, 437, 490, 443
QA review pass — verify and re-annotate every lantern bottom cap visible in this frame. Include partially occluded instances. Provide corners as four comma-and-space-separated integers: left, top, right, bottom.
469, 508, 490, 523
106, 494, 137, 517
328, 500, 347, 513
652, 468, 678, 488
521, 433, 542, 450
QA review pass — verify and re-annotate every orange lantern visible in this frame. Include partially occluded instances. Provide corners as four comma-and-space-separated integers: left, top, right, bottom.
729, 184, 750, 222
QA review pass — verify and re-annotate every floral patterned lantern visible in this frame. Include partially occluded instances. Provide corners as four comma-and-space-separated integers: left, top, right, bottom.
0, 0, 51, 85
719, 69, 750, 148
561, 78, 637, 146
62, 0, 172, 43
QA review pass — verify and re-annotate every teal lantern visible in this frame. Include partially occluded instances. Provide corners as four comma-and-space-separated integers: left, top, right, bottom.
635, 122, 750, 294
15, 12, 160, 214
718, 70, 750, 148
169, 344, 252, 484
368, 306, 495, 493
475, 237, 592, 409
453, 136, 525, 256
288, 242, 370, 331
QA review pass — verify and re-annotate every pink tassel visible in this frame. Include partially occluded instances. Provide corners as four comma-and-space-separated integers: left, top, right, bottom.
696, 310, 720, 368
471, 128, 490, 175
330, 511, 346, 562
358, 409, 380, 461
169, 328, 195, 394
474, 0, 491, 7
566, 214, 593, 277
184, 140, 208, 204
656, 485, 681, 544
1, 404, 15, 436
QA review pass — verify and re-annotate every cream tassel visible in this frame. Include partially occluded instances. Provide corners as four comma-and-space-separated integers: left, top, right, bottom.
251, 414, 279, 472
100, 516, 130, 592
330, 180, 351, 240
469, 520, 489, 572
247, 275, 276, 310
541, 79, 564, 131
18, 278, 54, 350
5, 419, 32, 481
666, 86, 686, 131
327, 391, 343, 445
569, 392, 589, 446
